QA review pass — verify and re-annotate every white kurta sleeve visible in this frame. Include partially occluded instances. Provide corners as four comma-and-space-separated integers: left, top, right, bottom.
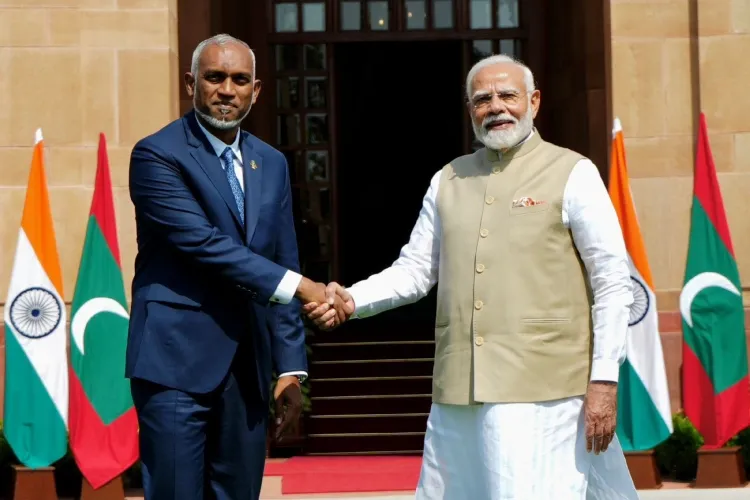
347, 171, 442, 318
562, 159, 633, 383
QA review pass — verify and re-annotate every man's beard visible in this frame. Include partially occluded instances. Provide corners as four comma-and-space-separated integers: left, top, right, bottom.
194, 93, 253, 131
472, 107, 534, 151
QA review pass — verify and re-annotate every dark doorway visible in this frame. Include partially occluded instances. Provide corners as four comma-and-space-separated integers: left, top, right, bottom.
334, 40, 465, 326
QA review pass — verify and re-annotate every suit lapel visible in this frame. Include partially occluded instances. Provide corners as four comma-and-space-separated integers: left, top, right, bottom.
184, 113, 245, 231
241, 136, 263, 244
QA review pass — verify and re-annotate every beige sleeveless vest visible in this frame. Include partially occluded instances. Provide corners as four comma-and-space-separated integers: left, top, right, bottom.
432, 131, 594, 405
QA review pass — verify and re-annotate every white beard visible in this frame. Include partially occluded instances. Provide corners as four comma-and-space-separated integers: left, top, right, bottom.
472, 107, 534, 151
193, 93, 252, 130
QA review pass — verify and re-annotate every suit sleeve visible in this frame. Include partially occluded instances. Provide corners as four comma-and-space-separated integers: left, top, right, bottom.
269, 158, 308, 376
128, 139, 288, 305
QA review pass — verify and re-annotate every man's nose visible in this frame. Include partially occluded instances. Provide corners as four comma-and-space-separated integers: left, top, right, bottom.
489, 95, 507, 113
218, 78, 236, 95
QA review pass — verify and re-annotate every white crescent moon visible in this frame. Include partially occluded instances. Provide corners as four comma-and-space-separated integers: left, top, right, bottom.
71, 297, 130, 355
679, 271, 741, 328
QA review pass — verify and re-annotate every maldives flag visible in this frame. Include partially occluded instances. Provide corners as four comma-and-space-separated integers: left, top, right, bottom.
69, 133, 139, 488
680, 113, 750, 448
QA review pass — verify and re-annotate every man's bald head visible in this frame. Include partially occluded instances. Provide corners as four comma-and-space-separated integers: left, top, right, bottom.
465, 54, 535, 100
191, 33, 256, 79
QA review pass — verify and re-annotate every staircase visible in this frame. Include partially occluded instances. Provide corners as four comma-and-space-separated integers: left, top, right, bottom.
304, 316, 435, 455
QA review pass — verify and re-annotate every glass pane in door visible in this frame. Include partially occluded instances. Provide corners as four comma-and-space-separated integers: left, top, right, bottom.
499, 39, 520, 58
341, 1, 362, 30
277, 77, 300, 108
277, 114, 301, 146
304, 44, 327, 70
497, 0, 519, 28
405, 0, 427, 30
368, 1, 389, 30
432, 0, 453, 28
470, 0, 491, 29
306, 114, 329, 145
305, 77, 327, 108
275, 45, 300, 71
303, 2, 326, 31
306, 151, 329, 181
275, 3, 299, 32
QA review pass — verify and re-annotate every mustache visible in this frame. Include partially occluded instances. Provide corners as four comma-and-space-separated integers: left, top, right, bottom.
483, 114, 518, 128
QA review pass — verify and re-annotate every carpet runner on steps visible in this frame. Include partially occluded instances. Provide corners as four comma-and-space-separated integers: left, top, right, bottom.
263, 456, 422, 494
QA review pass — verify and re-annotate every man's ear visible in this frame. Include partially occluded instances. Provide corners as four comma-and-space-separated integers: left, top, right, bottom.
530, 89, 541, 119
251, 79, 262, 105
184, 72, 196, 97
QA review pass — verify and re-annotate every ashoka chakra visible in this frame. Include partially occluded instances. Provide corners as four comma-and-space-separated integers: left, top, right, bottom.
9, 287, 62, 339
628, 276, 650, 327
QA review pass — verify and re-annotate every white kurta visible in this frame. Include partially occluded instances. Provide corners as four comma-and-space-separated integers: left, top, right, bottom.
346, 137, 638, 498
416, 399, 639, 499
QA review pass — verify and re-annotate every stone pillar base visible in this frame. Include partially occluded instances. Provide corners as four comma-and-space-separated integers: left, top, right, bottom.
10, 465, 58, 500
624, 450, 662, 489
694, 446, 747, 488
81, 475, 125, 500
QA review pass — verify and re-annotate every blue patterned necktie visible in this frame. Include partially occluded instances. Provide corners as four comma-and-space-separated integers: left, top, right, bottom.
220, 147, 245, 225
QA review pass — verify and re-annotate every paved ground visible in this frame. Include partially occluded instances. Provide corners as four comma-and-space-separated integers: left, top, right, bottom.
256, 491, 750, 500
116, 487, 750, 499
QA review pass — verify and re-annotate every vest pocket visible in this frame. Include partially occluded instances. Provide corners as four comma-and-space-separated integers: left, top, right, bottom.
508, 203, 551, 216
521, 317, 571, 324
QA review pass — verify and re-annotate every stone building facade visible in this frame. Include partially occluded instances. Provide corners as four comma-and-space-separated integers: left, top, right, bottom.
0, 0, 748, 420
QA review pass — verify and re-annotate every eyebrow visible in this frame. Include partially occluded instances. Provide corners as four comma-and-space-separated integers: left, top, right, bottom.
202, 68, 253, 78
471, 87, 521, 99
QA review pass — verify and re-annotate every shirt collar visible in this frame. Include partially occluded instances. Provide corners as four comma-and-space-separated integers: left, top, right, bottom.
196, 118, 243, 161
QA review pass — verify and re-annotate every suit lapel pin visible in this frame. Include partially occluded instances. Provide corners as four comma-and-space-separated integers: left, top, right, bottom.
250, 160, 258, 170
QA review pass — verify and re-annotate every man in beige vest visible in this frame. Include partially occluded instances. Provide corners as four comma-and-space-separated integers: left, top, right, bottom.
304, 54, 639, 499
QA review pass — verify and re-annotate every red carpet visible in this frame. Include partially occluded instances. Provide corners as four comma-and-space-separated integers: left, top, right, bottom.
264, 456, 422, 494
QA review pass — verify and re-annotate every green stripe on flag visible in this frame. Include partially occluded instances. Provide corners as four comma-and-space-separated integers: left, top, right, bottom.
683, 201, 747, 394
617, 358, 672, 451
70, 216, 131, 425
4, 325, 67, 468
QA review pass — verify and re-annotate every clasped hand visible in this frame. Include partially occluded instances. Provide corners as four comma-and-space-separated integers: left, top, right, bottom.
300, 281, 354, 330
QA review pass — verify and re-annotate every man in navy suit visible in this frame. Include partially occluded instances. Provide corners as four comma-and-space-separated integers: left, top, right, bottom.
126, 34, 347, 500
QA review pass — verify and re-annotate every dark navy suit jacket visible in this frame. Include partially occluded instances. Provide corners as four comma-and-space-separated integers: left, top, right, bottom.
125, 110, 307, 400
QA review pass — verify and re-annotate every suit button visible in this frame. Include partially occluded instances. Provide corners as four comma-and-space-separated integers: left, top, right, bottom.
492, 167, 501, 174
480, 228, 489, 238
475, 336, 484, 346
476, 264, 485, 273
474, 300, 483, 310
485, 196, 495, 205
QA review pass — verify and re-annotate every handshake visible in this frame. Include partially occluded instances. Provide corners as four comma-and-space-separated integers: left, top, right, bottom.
296, 277, 355, 330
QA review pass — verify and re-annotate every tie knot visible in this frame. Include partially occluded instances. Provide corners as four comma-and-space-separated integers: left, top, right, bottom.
221, 147, 233, 164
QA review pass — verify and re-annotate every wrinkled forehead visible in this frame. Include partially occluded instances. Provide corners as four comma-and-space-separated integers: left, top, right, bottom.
471, 64, 526, 96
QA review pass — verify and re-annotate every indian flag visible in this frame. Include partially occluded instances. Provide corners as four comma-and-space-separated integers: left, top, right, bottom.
3, 129, 68, 467
609, 118, 673, 451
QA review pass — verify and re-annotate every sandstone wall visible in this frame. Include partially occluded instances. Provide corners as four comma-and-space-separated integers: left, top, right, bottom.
611, 0, 750, 412
0, 0, 179, 416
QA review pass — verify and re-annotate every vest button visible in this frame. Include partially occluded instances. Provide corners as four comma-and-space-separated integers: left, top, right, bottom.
474, 300, 483, 310
476, 264, 485, 273
485, 195, 494, 204
475, 336, 484, 346
492, 167, 501, 174
480, 228, 489, 238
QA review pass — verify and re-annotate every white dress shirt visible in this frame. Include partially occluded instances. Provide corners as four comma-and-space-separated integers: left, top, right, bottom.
197, 121, 306, 380
347, 151, 633, 384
